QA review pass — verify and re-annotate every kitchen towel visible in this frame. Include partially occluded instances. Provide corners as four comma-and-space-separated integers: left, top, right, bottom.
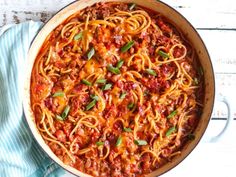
0, 21, 65, 177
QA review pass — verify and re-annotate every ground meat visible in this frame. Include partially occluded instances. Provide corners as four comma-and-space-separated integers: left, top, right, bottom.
116, 3, 129, 11
123, 81, 137, 91
157, 35, 170, 47
141, 77, 161, 93
62, 122, 73, 137
55, 130, 67, 142
156, 17, 172, 34
141, 154, 152, 173
44, 97, 53, 111
113, 121, 123, 133
70, 93, 89, 115
103, 105, 117, 119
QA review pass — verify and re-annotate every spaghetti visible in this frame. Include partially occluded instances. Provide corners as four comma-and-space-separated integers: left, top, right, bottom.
30, 2, 204, 176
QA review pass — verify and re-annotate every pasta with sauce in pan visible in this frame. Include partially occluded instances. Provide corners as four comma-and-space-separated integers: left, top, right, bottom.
30, 2, 204, 176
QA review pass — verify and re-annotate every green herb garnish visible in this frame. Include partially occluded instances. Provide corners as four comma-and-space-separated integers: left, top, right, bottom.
81, 79, 92, 86
107, 64, 120, 74
87, 47, 95, 60
166, 126, 176, 137
61, 105, 70, 120
102, 83, 112, 90
116, 60, 124, 68
127, 102, 134, 109
52, 91, 64, 97
123, 127, 132, 132
120, 92, 127, 99
96, 78, 106, 84
134, 139, 147, 146
86, 99, 97, 111
194, 78, 199, 85
167, 110, 177, 119
146, 68, 157, 76
129, 3, 136, 11
116, 136, 122, 146
158, 50, 169, 58
74, 31, 83, 40
121, 41, 134, 53
96, 141, 104, 146
90, 94, 100, 101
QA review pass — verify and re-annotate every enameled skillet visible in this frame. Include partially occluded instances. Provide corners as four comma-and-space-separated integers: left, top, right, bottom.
23, 0, 217, 176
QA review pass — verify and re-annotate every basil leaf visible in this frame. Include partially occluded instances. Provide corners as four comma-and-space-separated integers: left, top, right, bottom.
198, 66, 204, 76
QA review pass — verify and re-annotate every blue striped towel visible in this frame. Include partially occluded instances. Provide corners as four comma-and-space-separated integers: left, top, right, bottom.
0, 21, 65, 177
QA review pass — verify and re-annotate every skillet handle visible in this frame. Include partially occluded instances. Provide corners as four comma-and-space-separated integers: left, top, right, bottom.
207, 94, 233, 143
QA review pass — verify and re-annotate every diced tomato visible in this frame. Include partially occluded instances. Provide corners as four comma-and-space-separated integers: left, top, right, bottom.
54, 60, 66, 69
116, 80, 124, 89
58, 50, 64, 57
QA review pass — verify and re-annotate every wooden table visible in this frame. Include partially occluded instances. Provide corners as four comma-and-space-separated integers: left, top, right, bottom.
1, 0, 235, 176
